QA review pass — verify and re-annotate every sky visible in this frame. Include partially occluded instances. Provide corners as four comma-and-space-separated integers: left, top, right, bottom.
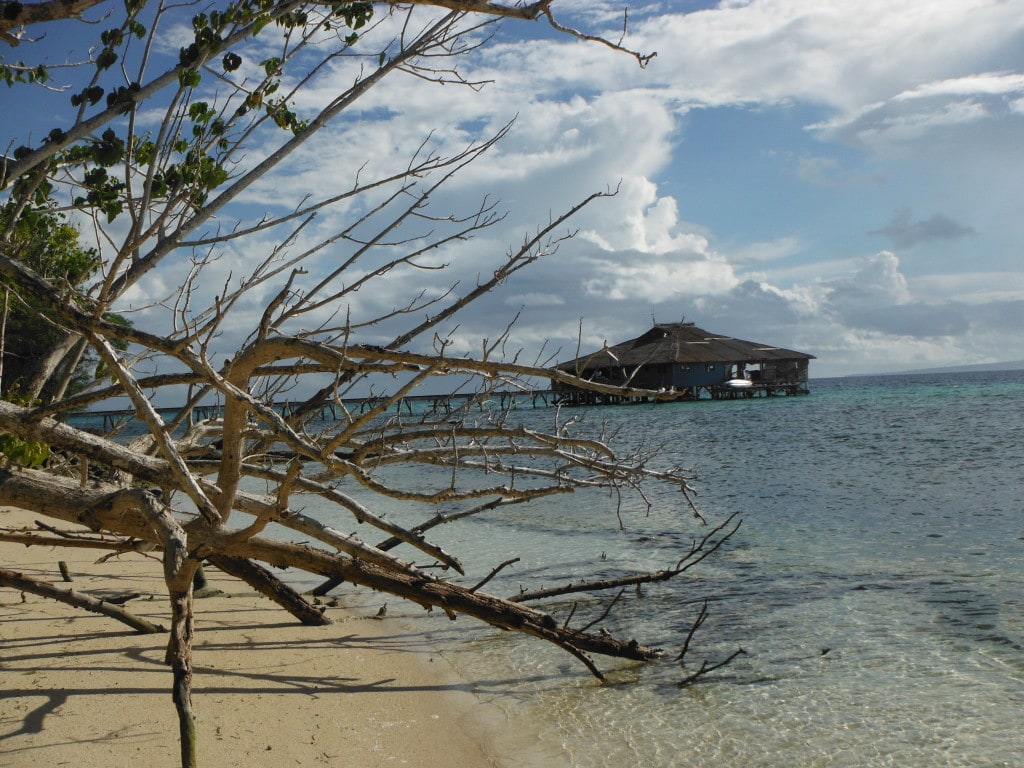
5, 0, 1024, 381
423, 0, 1024, 379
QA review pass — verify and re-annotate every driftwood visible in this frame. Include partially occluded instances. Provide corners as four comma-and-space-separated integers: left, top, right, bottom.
0, 566, 165, 633
205, 553, 330, 626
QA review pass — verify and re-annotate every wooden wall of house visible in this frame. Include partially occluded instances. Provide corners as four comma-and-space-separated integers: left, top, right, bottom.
669, 363, 729, 389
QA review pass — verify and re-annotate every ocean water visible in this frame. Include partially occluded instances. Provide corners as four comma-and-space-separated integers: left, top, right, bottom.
323, 370, 1024, 767
68, 370, 1024, 765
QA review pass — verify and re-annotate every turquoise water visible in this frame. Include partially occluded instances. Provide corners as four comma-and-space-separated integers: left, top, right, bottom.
71, 370, 1024, 765
330, 370, 1024, 767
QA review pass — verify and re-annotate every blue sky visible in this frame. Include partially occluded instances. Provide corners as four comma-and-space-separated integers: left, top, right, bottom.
4, 0, 1024, 379
431, 0, 1024, 377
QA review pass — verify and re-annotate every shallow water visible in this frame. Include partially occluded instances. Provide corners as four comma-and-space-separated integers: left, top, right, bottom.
328, 370, 1024, 767
74, 370, 1024, 765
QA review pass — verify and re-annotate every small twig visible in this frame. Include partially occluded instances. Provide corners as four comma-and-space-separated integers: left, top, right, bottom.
34, 519, 80, 538
560, 641, 605, 682
469, 557, 519, 593
541, 6, 656, 68
0, 530, 158, 553
562, 600, 578, 630
511, 513, 742, 603
578, 587, 625, 633
0, 567, 165, 633
678, 648, 747, 687
677, 598, 709, 662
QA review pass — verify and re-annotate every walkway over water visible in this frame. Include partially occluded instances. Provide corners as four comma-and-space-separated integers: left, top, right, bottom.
68, 382, 809, 432
72, 390, 560, 432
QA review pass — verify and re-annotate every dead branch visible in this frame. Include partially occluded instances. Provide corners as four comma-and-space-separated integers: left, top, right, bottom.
577, 587, 625, 633
511, 513, 741, 603
0, 566, 166, 633
205, 554, 330, 626
0, 528, 155, 552
0, 5, 732, 764
678, 649, 748, 687
469, 557, 519, 593
677, 598, 709, 662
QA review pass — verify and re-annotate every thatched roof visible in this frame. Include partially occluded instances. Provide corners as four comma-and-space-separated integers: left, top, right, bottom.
555, 323, 815, 373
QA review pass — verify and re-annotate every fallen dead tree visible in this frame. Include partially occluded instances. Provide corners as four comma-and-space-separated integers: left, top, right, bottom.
0, 2, 743, 765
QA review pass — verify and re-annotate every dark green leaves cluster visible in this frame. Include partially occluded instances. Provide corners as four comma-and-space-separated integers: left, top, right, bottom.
61, 129, 127, 222
0, 202, 129, 403
6, 0, 376, 225
334, 1, 372, 31
70, 85, 104, 107
0, 202, 98, 284
162, 151, 229, 207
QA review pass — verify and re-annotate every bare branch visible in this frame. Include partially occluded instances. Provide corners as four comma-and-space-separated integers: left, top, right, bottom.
0, 566, 165, 632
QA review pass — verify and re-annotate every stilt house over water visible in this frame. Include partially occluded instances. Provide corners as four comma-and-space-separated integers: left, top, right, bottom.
552, 322, 815, 405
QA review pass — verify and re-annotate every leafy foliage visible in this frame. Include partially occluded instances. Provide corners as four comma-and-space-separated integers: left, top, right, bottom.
0, 391, 48, 468
0, 430, 49, 467
0, 203, 98, 398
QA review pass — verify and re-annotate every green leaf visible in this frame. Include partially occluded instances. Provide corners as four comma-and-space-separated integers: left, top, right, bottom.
96, 47, 118, 70
252, 13, 271, 35
261, 57, 281, 76
101, 28, 124, 47
179, 68, 201, 88
0, 433, 50, 469
189, 101, 212, 122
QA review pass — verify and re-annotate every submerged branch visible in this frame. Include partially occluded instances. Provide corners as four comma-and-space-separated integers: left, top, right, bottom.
511, 513, 742, 603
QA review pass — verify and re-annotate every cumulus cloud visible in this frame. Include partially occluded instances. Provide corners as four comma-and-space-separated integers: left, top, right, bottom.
827, 250, 911, 306
113, 1, 1024, 381
582, 251, 738, 302
634, 1, 1024, 111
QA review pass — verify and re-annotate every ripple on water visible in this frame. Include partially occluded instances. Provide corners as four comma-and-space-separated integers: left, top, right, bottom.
311, 372, 1024, 767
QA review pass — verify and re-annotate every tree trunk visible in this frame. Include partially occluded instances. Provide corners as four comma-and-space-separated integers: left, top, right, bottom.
21, 328, 78, 401
166, 584, 197, 768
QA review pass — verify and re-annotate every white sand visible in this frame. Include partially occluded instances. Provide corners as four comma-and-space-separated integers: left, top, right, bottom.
0, 507, 512, 767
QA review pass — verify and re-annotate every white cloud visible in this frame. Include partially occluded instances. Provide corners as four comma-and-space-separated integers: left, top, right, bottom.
111, 1, 1024, 381
582, 251, 738, 302
579, 178, 705, 255
894, 72, 1024, 101
912, 272, 1024, 304
825, 251, 910, 305
731, 236, 803, 265
635, 1, 1024, 111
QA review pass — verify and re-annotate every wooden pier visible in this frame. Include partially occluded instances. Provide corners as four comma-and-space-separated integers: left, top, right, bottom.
553, 381, 810, 407
76, 390, 560, 432
70, 381, 811, 432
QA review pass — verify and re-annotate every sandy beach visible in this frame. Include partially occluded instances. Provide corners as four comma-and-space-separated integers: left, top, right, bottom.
0, 507, 510, 767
